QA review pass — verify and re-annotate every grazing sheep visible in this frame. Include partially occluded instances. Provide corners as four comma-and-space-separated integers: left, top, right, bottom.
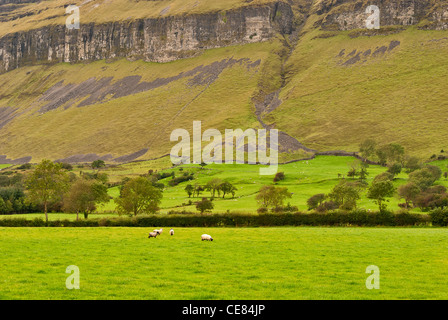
169, 228, 174, 236
148, 232, 158, 239
153, 228, 163, 235
201, 234, 213, 241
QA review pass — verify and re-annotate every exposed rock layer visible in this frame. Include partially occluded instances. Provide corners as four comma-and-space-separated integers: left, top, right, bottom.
0, 1, 294, 73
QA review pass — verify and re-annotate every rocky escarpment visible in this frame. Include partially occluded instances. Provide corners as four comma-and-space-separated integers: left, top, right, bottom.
0, 1, 294, 73
314, 0, 448, 31
1, 0, 447, 73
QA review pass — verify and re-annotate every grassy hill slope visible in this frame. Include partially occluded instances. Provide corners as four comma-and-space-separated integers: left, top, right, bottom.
267, 26, 448, 158
0, 0, 447, 163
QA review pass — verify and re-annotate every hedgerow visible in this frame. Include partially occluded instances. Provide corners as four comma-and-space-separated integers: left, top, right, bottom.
0, 210, 434, 227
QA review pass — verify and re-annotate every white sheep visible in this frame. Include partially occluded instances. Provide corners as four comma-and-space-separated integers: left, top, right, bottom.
153, 228, 163, 235
201, 234, 213, 241
148, 232, 158, 239
169, 228, 174, 236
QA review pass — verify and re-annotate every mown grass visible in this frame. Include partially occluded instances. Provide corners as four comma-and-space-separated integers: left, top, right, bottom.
1, 227, 447, 300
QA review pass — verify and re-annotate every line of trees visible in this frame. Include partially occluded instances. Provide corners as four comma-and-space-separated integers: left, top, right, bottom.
183, 179, 238, 214
2, 160, 166, 221
4, 138, 447, 219
184, 179, 237, 199
24, 160, 112, 221
304, 140, 447, 213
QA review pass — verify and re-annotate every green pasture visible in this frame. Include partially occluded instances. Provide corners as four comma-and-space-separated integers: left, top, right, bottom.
102, 155, 448, 214
1, 227, 447, 300
4, 155, 448, 221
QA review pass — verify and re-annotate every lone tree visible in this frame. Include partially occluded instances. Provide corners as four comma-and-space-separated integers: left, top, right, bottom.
219, 181, 237, 198
63, 179, 110, 220
193, 184, 204, 197
367, 178, 395, 211
185, 184, 194, 198
205, 178, 223, 198
404, 156, 421, 173
359, 138, 377, 161
358, 162, 369, 181
273, 172, 285, 183
255, 185, 292, 210
25, 159, 70, 222
375, 143, 405, 166
115, 177, 163, 216
387, 163, 402, 178
91, 159, 106, 169
307, 193, 326, 211
397, 182, 421, 209
409, 167, 440, 191
328, 180, 362, 211
196, 197, 214, 214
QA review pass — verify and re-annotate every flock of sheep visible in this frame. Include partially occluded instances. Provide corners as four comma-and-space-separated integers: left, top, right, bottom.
148, 228, 213, 241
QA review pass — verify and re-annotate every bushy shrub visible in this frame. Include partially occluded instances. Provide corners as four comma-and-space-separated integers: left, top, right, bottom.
430, 208, 448, 226
271, 206, 285, 213
283, 203, 299, 213
316, 200, 339, 213
307, 193, 326, 211
167, 209, 195, 215
273, 172, 285, 183
196, 198, 214, 214
257, 207, 268, 214
59, 163, 73, 170
394, 211, 429, 226
16, 163, 32, 170
156, 172, 175, 180
168, 173, 194, 187
29, 218, 46, 227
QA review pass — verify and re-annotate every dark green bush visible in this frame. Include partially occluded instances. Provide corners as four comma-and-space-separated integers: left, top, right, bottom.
430, 208, 448, 226
394, 211, 429, 226
257, 207, 268, 214
29, 218, 46, 227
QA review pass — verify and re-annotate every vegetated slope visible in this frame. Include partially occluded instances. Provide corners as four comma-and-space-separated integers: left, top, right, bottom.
267, 27, 448, 158
0, 42, 279, 162
0, 0, 447, 163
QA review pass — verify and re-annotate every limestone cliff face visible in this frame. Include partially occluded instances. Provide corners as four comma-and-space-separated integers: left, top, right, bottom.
0, 0, 447, 74
0, 1, 294, 73
314, 0, 448, 31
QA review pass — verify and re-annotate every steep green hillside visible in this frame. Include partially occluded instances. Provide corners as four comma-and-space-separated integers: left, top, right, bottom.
0, 40, 291, 162
0, 0, 447, 163
268, 27, 448, 157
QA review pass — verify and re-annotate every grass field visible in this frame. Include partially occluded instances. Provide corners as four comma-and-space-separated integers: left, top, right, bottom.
98, 155, 448, 214
1, 227, 447, 300
3, 154, 448, 220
